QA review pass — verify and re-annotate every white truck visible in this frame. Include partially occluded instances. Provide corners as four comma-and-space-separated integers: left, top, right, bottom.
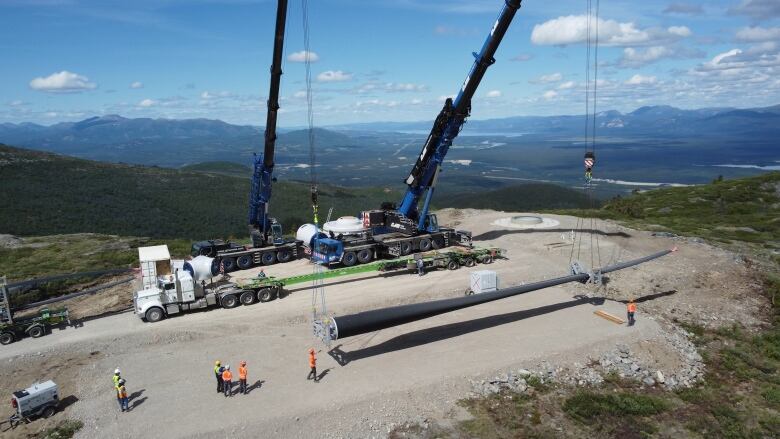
133, 245, 257, 323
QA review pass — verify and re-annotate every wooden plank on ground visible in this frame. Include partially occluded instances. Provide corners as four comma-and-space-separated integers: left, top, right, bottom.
594, 309, 625, 324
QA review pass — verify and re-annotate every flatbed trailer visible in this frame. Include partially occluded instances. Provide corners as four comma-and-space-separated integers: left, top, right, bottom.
0, 278, 70, 345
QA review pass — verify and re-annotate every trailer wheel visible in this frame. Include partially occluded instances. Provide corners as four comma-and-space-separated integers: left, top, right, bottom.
145, 307, 164, 323
400, 241, 412, 255
237, 255, 254, 270
27, 325, 45, 338
357, 249, 373, 264
0, 332, 14, 345
222, 257, 237, 272
419, 238, 432, 252
240, 291, 255, 305
464, 257, 475, 267
447, 260, 460, 271
482, 255, 494, 264
276, 249, 292, 263
465, 288, 475, 296
41, 406, 56, 418
342, 251, 357, 267
221, 295, 239, 308
261, 252, 277, 266
257, 288, 276, 303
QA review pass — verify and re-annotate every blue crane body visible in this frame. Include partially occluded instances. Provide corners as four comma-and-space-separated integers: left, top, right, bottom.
302, 0, 522, 266
191, 0, 302, 272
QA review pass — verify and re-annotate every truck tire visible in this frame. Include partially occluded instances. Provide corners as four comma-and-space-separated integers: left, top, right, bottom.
221, 295, 239, 308
447, 260, 460, 271
257, 288, 276, 303
277, 249, 292, 263
222, 257, 237, 272
0, 332, 14, 345
357, 249, 373, 264
483, 255, 494, 264
41, 406, 56, 418
342, 251, 357, 267
419, 238, 432, 252
464, 257, 475, 267
240, 291, 255, 305
432, 237, 444, 250
400, 241, 412, 256
261, 252, 277, 266
145, 307, 164, 323
237, 255, 254, 270
27, 325, 45, 338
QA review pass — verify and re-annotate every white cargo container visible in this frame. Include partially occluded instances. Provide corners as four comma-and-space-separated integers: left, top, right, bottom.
11, 380, 59, 420
468, 270, 498, 295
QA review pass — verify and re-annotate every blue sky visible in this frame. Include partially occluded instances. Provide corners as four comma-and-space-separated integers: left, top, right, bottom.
2, 0, 779, 126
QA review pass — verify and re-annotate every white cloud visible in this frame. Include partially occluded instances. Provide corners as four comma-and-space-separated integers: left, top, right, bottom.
620, 46, 672, 67
138, 98, 156, 107
385, 82, 427, 92
410, 98, 423, 105
543, 90, 558, 100
558, 81, 575, 90
29, 71, 97, 93
736, 26, 780, 42
8, 100, 26, 107
200, 90, 233, 99
531, 15, 691, 47
130, 81, 144, 89
486, 90, 502, 98
287, 50, 320, 63
536, 72, 563, 83
316, 70, 353, 82
625, 74, 657, 85
668, 26, 692, 37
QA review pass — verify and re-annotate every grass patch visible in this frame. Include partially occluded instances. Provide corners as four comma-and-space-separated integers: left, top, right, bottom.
563, 391, 669, 421
38, 419, 83, 439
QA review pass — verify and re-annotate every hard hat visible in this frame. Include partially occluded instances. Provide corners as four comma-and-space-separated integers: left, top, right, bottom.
215, 360, 220, 366
114, 368, 120, 374
225, 365, 230, 370
118, 379, 125, 385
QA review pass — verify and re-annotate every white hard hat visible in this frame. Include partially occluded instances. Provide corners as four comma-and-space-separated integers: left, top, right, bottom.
225, 365, 230, 370
115, 368, 120, 374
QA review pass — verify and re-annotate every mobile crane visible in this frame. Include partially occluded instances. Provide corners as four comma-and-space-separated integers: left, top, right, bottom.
191, 0, 302, 272
298, 0, 522, 266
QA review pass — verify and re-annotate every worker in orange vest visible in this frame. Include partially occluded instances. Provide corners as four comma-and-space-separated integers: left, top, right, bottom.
116, 379, 129, 412
238, 361, 248, 395
222, 365, 233, 397
627, 299, 637, 326
307, 348, 319, 382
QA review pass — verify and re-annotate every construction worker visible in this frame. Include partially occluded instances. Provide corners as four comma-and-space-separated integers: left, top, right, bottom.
307, 348, 319, 382
416, 257, 425, 276
112, 368, 122, 387
222, 365, 233, 397
238, 361, 248, 395
627, 299, 637, 326
116, 379, 129, 412
214, 361, 223, 394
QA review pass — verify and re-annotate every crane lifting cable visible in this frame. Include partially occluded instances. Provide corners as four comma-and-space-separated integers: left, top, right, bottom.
569, 0, 604, 280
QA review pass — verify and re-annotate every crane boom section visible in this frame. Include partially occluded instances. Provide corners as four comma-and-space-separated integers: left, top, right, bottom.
249, 0, 288, 240
398, 0, 522, 224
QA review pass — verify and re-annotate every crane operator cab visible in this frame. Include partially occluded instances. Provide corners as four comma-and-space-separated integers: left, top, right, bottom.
269, 220, 284, 246
423, 213, 439, 233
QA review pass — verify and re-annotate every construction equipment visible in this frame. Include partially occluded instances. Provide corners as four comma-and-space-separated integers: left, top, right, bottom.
7, 381, 59, 427
0, 277, 70, 346
191, 0, 302, 272
134, 243, 502, 323
313, 248, 676, 343
298, 1, 524, 267
465, 270, 499, 295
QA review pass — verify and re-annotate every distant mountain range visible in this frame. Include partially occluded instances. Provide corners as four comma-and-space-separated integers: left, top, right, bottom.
332, 104, 780, 138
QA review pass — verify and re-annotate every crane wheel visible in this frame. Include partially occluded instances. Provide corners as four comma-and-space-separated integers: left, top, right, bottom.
357, 249, 373, 264
27, 326, 45, 338
342, 252, 357, 267
240, 291, 256, 305
277, 250, 292, 263
237, 255, 253, 270
0, 332, 14, 345
145, 307, 164, 323
400, 241, 412, 255
222, 258, 237, 272
261, 252, 277, 266
419, 238, 432, 252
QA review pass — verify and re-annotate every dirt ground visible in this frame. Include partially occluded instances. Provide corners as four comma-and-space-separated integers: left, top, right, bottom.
0, 210, 764, 438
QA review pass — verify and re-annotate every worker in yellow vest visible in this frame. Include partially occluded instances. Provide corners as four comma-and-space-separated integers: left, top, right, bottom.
214, 360, 223, 394
627, 299, 637, 326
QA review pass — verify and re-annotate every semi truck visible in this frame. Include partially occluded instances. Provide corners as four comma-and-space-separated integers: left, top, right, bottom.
0, 278, 70, 346
134, 244, 503, 323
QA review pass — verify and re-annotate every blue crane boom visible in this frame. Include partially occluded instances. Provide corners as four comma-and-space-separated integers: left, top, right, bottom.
397, 0, 522, 231
249, 0, 288, 247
